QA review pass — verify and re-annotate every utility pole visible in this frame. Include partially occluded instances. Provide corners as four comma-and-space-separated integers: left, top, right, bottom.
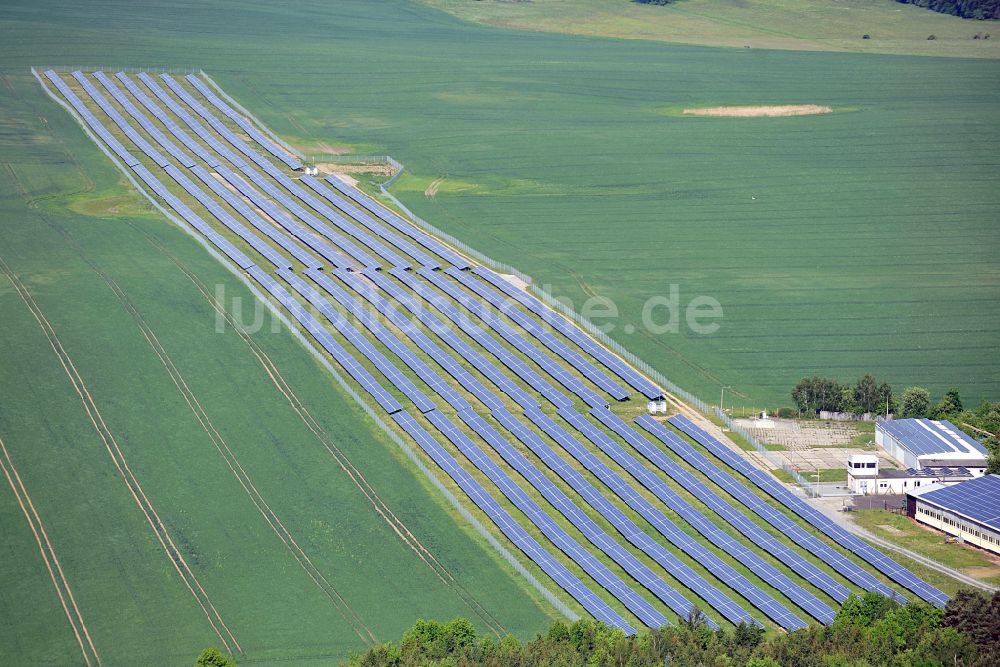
720, 385, 730, 415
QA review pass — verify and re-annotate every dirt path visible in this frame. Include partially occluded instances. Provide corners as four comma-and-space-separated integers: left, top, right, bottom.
0, 436, 101, 667
0, 256, 242, 655
425, 176, 446, 198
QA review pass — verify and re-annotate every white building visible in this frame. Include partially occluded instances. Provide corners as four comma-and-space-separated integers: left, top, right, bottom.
876, 418, 988, 474
906, 475, 1000, 556
847, 453, 972, 495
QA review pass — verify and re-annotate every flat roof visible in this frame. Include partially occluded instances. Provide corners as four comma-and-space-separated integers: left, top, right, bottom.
910, 474, 1000, 532
878, 418, 988, 458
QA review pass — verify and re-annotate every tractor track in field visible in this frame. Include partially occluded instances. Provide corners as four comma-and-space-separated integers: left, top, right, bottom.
129, 225, 509, 638
43, 222, 379, 646
0, 436, 101, 667
0, 255, 242, 656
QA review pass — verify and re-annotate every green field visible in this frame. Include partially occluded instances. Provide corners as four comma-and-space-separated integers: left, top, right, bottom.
2, 0, 997, 411
1, 0, 999, 663
424, 0, 1000, 58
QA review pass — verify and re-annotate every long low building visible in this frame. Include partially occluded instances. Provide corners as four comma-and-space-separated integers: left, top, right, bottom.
877, 418, 988, 473
906, 474, 1000, 555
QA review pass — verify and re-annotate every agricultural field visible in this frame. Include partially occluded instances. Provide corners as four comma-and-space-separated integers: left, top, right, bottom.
1, 0, 998, 665
1, 0, 998, 410
424, 0, 1000, 58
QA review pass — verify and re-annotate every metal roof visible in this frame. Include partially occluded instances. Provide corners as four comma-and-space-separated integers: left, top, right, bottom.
911, 475, 1000, 532
878, 419, 988, 458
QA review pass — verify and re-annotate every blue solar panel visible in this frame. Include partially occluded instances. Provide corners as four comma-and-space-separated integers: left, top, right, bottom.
663, 415, 947, 607
488, 407, 713, 627
190, 166, 322, 270
225, 164, 378, 269
471, 266, 664, 400
300, 175, 438, 268
426, 409, 661, 628
880, 419, 989, 458
418, 268, 607, 409
213, 167, 351, 268
361, 268, 539, 411
520, 406, 757, 627
184, 74, 302, 170
324, 175, 471, 269
391, 410, 633, 634
393, 268, 570, 409
72, 71, 172, 169
591, 408, 850, 606
278, 270, 435, 413
445, 267, 629, 402
558, 408, 806, 630
116, 72, 221, 167
247, 266, 401, 413
334, 269, 506, 413
305, 269, 472, 413
586, 409, 840, 621
44, 70, 141, 168
162, 164, 292, 269
93, 71, 196, 168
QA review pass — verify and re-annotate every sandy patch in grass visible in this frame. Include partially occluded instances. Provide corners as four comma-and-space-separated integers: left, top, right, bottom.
425, 176, 446, 198
315, 163, 395, 177
683, 105, 832, 117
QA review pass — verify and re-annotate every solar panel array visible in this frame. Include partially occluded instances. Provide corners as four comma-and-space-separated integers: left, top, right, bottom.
47, 67, 951, 632
665, 415, 949, 607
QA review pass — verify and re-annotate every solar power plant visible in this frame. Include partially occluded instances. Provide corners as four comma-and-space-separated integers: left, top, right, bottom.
43, 68, 952, 634
277, 270, 436, 413
633, 414, 901, 600
300, 175, 439, 268
392, 267, 571, 408
665, 415, 949, 607
305, 269, 471, 412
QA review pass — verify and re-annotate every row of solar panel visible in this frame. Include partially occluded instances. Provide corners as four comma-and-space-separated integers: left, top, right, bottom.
54, 68, 945, 626
470, 266, 665, 400
663, 415, 949, 608
183, 74, 303, 170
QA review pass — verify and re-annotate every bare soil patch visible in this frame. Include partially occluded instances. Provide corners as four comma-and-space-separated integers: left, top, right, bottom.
683, 105, 832, 117
425, 176, 446, 198
316, 162, 395, 177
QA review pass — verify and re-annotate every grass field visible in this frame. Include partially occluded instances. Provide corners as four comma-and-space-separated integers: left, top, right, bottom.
423, 0, 1000, 58
2, 0, 998, 411
1, 0, 998, 662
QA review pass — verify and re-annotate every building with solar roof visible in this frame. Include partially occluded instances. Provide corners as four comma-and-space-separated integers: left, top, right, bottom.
876, 418, 988, 474
906, 475, 1000, 555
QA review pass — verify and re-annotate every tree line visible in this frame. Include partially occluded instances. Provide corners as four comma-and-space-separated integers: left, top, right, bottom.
896, 0, 1000, 20
344, 590, 999, 667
